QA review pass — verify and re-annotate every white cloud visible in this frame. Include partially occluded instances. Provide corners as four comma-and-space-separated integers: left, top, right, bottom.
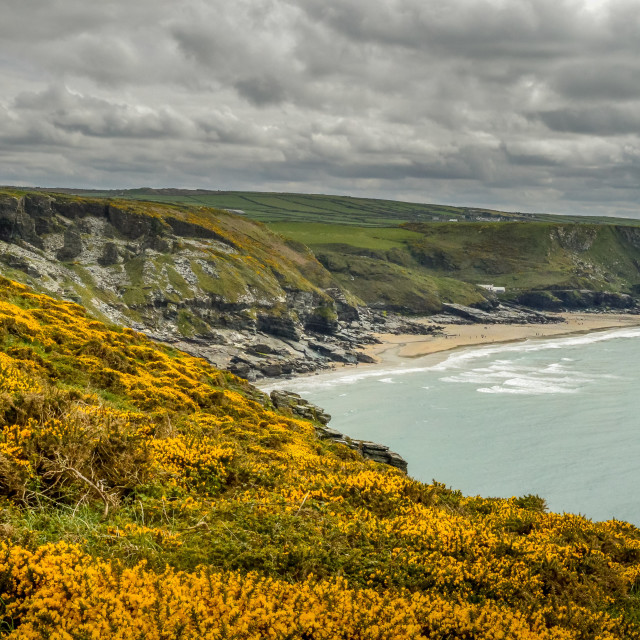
0, 0, 639, 216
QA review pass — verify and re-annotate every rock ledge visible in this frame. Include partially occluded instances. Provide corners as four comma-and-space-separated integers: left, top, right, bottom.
270, 390, 408, 473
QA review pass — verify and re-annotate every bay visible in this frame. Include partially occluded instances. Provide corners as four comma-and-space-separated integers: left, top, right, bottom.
264, 327, 640, 525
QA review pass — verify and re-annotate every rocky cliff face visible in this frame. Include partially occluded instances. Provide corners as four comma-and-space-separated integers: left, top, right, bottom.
515, 289, 636, 311
0, 192, 336, 330
0, 191, 436, 380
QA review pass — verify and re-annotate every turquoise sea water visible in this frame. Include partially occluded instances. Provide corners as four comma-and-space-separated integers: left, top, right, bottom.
265, 327, 640, 525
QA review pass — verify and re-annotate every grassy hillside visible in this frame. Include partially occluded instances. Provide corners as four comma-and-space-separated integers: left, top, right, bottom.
38, 188, 534, 226
4, 189, 640, 318
0, 278, 638, 637
405, 221, 640, 292
271, 222, 486, 312
44, 187, 640, 227
270, 221, 640, 312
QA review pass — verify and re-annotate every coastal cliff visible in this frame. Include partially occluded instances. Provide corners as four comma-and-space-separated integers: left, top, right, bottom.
0, 191, 437, 380
2, 189, 638, 387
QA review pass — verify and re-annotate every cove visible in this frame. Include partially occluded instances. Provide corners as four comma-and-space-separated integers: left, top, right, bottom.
265, 327, 640, 525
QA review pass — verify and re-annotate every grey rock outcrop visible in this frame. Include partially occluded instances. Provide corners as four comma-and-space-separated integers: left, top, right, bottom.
56, 228, 83, 261
442, 303, 562, 324
270, 390, 408, 472
516, 289, 636, 311
98, 242, 120, 266
325, 287, 359, 322
316, 425, 408, 473
270, 390, 331, 424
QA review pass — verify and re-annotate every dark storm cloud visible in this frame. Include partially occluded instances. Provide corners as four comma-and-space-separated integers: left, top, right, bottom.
537, 106, 640, 136
552, 62, 640, 101
1, 0, 640, 216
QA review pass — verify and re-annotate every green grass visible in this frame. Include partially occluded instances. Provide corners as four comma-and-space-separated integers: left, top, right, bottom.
48, 187, 640, 228
51, 189, 512, 226
270, 222, 422, 251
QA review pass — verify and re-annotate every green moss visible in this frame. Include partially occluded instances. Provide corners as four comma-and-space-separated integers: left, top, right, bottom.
164, 264, 194, 299
176, 309, 210, 337
124, 256, 145, 286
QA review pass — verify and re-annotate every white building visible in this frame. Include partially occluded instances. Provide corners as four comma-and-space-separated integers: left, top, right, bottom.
478, 284, 506, 294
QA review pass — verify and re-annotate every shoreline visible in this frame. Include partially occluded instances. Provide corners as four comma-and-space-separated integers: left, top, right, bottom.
361, 312, 640, 369
259, 311, 640, 390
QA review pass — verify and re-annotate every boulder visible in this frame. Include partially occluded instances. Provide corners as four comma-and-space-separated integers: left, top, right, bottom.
56, 228, 83, 261
257, 313, 300, 340
260, 362, 283, 377
309, 341, 357, 364
270, 389, 332, 424
98, 242, 120, 266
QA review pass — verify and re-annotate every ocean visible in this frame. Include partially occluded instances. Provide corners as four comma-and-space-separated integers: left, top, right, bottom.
264, 327, 640, 525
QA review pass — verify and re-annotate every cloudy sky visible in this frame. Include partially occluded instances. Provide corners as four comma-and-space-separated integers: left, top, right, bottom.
2, 0, 640, 217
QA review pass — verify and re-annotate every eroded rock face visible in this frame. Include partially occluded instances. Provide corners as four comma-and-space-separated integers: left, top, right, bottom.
304, 306, 339, 334
0, 193, 397, 380
0, 195, 332, 340
107, 206, 163, 240
0, 196, 42, 248
257, 313, 301, 340
516, 289, 636, 311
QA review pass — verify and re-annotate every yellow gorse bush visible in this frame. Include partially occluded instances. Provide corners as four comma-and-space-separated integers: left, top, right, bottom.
0, 542, 588, 640
0, 353, 40, 396
0, 276, 636, 638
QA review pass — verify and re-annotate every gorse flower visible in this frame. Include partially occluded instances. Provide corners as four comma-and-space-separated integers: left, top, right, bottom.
0, 276, 636, 638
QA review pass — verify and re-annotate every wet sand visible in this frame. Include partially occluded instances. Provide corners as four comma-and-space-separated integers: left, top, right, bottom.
362, 313, 640, 367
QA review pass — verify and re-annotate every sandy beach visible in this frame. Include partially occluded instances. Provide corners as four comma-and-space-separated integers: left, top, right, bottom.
362, 312, 640, 367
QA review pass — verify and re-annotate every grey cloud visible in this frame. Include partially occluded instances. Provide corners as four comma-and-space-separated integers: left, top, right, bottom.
11, 86, 196, 139
234, 77, 289, 107
294, 0, 590, 58
552, 62, 640, 101
537, 105, 640, 135
1, 0, 640, 218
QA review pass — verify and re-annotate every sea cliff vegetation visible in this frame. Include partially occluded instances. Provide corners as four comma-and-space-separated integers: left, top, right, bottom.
4, 188, 640, 323
0, 277, 637, 638
271, 220, 640, 313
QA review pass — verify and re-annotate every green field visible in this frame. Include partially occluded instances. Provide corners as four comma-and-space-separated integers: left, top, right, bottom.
49, 187, 640, 228
270, 222, 421, 250
52, 188, 527, 226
